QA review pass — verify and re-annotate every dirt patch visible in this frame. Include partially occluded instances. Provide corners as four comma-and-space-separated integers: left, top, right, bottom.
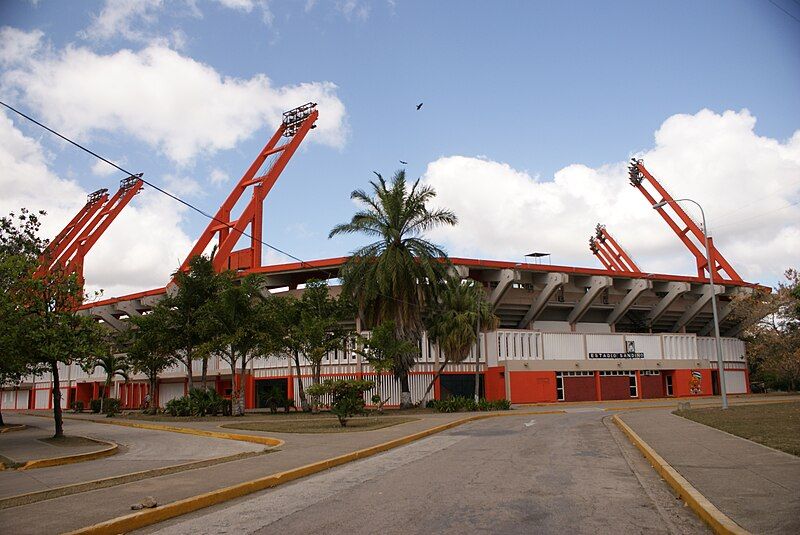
38, 435, 102, 448
675, 400, 800, 456
222, 416, 418, 433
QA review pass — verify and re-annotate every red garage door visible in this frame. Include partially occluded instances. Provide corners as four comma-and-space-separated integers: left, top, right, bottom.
559, 372, 596, 402
640, 371, 664, 399
600, 371, 636, 400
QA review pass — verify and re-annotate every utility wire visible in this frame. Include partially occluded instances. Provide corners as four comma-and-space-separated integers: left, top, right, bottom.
0, 99, 320, 273
767, 0, 800, 24
0, 100, 443, 313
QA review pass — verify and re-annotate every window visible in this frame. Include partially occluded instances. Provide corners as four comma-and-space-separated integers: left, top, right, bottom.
665, 375, 673, 396
629, 375, 638, 398
642, 370, 661, 376
555, 372, 564, 401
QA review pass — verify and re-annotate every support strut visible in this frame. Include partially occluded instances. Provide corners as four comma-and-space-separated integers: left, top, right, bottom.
589, 224, 640, 273
628, 159, 742, 282
179, 103, 319, 274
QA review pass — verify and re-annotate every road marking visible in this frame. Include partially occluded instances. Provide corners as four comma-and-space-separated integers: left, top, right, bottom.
524, 420, 536, 427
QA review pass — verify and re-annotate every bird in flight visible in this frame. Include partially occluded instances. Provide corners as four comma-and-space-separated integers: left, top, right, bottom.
416, 102, 423, 110
399, 160, 408, 165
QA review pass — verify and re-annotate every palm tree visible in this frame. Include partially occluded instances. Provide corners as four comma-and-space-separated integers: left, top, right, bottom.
329, 170, 457, 407
423, 276, 498, 401
88, 353, 130, 412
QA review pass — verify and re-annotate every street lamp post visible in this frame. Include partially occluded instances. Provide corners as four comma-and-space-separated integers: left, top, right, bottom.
652, 198, 728, 409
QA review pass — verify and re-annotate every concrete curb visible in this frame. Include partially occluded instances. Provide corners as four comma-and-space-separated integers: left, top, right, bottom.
24, 412, 284, 448
8, 437, 119, 471
0, 450, 267, 510
84, 418, 284, 448
612, 414, 750, 535
66, 409, 563, 535
0, 424, 27, 434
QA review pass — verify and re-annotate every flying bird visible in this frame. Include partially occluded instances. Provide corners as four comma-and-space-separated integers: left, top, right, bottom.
399, 160, 408, 165
416, 102, 423, 110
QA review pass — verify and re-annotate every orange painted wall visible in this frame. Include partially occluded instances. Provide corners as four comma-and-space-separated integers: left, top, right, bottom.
484, 367, 506, 401
672, 369, 712, 397
509, 371, 557, 403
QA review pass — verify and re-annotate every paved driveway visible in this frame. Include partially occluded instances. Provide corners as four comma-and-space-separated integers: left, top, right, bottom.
145, 412, 709, 535
0, 413, 263, 499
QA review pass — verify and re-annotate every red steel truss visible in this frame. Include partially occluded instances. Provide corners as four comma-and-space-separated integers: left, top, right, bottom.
178, 102, 319, 274
36, 174, 144, 286
628, 159, 742, 282
589, 224, 640, 273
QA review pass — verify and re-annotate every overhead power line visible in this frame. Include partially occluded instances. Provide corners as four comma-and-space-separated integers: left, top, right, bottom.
0, 99, 315, 271
766, 0, 800, 24
0, 100, 442, 314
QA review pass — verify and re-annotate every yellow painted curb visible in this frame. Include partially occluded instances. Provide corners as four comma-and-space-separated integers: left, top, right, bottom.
0, 424, 27, 433
66, 409, 563, 535
17, 437, 118, 471
612, 414, 750, 535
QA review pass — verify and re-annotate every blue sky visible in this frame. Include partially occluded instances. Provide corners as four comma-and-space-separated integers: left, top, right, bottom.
1, 0, 799, 295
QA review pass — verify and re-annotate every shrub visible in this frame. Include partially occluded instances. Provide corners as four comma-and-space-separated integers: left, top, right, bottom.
104, 398, 121, 417
89, 399, 102, 414
165, 388, 230, 417
165, 396, 191, 417
428, 397, 511, 413
306, 379, 374, 427
264, 386, 289, 414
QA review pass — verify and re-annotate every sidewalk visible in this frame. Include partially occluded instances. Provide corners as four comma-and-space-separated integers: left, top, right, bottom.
619, 409, 800, 535
0, 411, 486, 534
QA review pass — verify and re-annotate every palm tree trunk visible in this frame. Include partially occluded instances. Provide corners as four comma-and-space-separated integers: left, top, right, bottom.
422, 361, 448, 402
51, 361, 64, 438
293, 350, 309, 412
0, 409, 4, 427
399, 373, 412, 408
103, 374, 112, 413
201, 356, 208, 390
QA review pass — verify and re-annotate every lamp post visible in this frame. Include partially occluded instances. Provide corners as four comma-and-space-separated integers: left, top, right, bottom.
652, 198, 728, 409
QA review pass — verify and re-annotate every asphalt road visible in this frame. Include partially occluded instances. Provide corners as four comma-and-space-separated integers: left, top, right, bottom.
144, 411, 709, 535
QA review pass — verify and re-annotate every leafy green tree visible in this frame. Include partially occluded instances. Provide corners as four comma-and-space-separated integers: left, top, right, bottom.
424, 276, 498, 401
200, 273, 282, 416
84, 350, 130, 413
306, 379, 374, 427
1, 210, 104, 437
160, 254, 220, 391
293, 280, 352, 388
329, 170, 457, 407
125, 309, 176, 412
354, 320, 417, 411
733, 269, 800, 390
273, 294, 311, 411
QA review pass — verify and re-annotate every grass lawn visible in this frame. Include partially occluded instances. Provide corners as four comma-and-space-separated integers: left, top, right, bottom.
222, 415, 418, 433
117, 407, 435, 423
675, 401, 800, 456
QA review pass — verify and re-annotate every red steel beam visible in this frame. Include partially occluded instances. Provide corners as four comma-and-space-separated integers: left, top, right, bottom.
595, 224, 640, 273
628, 160, 742, 282
590, 236, 621, 271
41, 175, 143, 286
178, 103, 319, 274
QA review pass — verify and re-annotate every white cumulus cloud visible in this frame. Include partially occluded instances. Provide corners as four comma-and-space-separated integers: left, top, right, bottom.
1, 29, 348, 165
422, 109, 800, 285
0, 110, 194, 298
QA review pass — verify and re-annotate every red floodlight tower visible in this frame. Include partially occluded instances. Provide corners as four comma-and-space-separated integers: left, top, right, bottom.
589, 224, 640, 273
36, 174, 144, 289
178, 102, 319, 274
628, 159, 742, 282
